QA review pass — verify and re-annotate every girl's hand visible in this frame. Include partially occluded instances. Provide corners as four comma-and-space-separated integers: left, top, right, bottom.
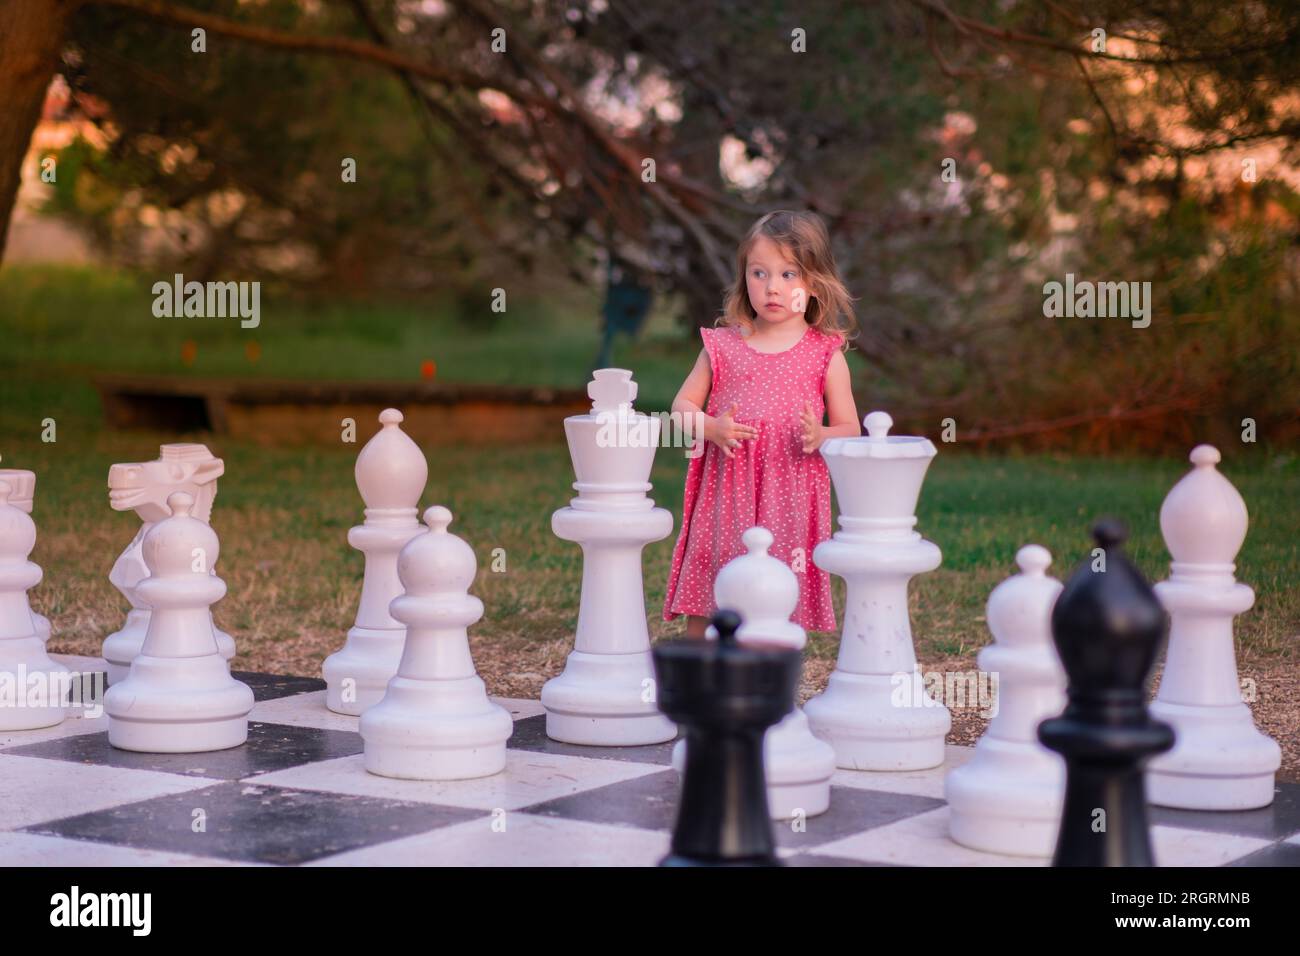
800, 402, 825, 453
707, 403, 759, 459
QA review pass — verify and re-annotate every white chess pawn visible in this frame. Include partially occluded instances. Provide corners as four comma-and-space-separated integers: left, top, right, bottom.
0, 480, 68, 730
102, 444, 234, 683
945, 545, 1066, 856
105, 492, 253, 752
0, 469, 51, 643
671, 527, 837, 819
324, 409, 429, 715
1148, 445, 1281, 810
361, 506, 513, 780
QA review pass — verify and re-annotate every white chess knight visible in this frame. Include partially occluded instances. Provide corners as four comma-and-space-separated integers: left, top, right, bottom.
324, 409, 429, 715
1148, 445, 1281, 810
0, 469, 51, 643
102, 444, 235, 683
542, 369, 677, 745
945, 545, 1066, 856
671, 527, 837, 819
362, 506, 513, 780
803, 411, 951, 770
0, 479, 69, 730
105, 492, 253, 752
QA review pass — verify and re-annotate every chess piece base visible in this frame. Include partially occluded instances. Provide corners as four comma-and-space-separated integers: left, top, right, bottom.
804, 670, 950, 771
946, 736, 1063, 857
542, 650, 677, 745
0, 640, 69, 730
361, 675, 513, 780
323, 625, 405, 715
105, 654, 252, 752
1148, 700, 1280, 810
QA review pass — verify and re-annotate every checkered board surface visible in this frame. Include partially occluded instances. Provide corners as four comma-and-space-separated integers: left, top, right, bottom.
2, 654, 1297, 867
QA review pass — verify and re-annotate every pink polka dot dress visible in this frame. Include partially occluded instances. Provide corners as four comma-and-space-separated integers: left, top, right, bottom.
663, 322, 842, 633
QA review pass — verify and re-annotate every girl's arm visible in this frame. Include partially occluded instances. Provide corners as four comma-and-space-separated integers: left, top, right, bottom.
801, 350, 861, 452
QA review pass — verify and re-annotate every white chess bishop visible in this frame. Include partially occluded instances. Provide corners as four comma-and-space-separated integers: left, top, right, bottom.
101, 444, 235, 684
105, 492, 253, 752
945, 544, 1066, 856
542, 369, 677, 745
671, 526, 837, 819
1148, 445, 1281, 810
361, 506, 513, 780
0, 479, 68, 730
324, 409, 429, 716
803, 411, 951, 770
0, 469, 52, 643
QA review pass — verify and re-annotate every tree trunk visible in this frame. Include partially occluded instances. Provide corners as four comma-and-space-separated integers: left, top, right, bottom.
0, 0, 80, 263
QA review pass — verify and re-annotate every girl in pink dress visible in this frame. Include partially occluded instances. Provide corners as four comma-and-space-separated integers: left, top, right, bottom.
663, 211, 861, 637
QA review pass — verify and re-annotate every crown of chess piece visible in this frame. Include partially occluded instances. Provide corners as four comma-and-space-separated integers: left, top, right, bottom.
803, 410, 951, 771
0, 468, 51, 644
542, 369, 677, 745
0, 479, 69, 730
104, 492, 254, 752
361, 505, 513, 780
101, 444, 234, 684
1038, 519, 1175, 867
946, 544, 1066, 856
671, 527, 836, 820
1148, 445, 1280, 809
323, 409, 430, 716
653, 609, 802, 866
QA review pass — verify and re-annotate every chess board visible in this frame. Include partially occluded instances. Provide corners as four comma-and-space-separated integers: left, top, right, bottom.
2, 654, 1297, 868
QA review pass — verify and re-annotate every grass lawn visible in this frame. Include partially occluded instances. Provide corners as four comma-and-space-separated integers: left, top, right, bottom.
3, 264, 1297, 774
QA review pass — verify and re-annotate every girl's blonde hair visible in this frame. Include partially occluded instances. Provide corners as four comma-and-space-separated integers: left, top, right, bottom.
719, 210, 858, 348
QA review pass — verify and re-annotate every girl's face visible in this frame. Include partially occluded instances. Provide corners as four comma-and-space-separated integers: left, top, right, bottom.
745, 235, 813, 327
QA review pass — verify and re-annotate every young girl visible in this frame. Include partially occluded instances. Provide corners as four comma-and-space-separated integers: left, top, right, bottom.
663, 210, 861, 638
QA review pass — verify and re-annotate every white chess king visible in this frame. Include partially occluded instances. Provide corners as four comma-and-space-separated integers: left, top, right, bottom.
945, 544, 1066, 856
361, 506, 513, 780
542, 369, 677, 745
803, 411, 951, 770
324, 409, 429, 716
1148, 445, 1281, 810
671, 526, 837, 819
0, 479, 68, 730
0, 469, 52, 644
104, 492, 254, 752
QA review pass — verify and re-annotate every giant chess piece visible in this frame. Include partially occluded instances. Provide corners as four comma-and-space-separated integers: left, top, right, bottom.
0, 469, 51, 643
803, 411, 951, 770
102, 444, 234, 683
542, 369, 676, 745
0, 480, 69, 730
105, 492, 253, 752
654, 610, 801, 866
671, 527, 836, 819
1039, 519, 1175, 867
362, 506, 513, 780
946, 545, 1067, 856
1148, 445, 1281, 810
324, 409, 429, 715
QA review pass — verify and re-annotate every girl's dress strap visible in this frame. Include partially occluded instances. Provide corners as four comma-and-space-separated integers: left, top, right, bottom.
700, 326, 725, 390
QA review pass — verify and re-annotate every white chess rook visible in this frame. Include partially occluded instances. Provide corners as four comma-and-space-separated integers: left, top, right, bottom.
0, 469, 52, 644
101, 445, 235, 683
362, 506, 513, 780
945, 545, 1066, 856
1148, 445, 1281, 810
804, 411, 951, 770
671, 526, 837, 819
105, 492, 253, 752
324, 409, 429, 715
0, 479, 68, 730
542, 369, 677, 745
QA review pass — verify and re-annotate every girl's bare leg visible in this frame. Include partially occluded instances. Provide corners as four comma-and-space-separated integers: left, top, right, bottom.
685, 615, 710, 639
